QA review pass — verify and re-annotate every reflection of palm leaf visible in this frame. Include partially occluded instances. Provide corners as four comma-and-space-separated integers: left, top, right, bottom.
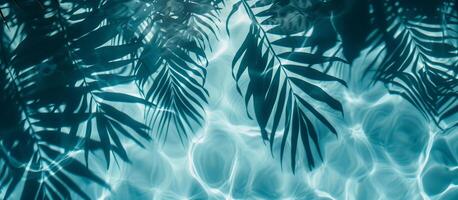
134, 0, 223, 142
365, 0, 458, 128
1, 1, 151, 199
228, 0, 347, 172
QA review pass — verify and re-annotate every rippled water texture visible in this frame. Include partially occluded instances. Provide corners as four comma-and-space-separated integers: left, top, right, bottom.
3, 1, 458, 199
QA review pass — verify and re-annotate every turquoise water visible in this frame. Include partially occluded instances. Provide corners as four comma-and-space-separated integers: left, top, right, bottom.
1, 1, 457, 199
73, 6, 457, 199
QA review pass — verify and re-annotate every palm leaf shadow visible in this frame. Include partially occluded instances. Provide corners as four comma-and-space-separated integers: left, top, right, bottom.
0, 0, 153, 199
363, 0, 458, 129
228, 0, 347, 172
133, 0, 224, 143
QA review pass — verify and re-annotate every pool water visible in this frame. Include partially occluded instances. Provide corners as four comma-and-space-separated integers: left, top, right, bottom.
2, 1, 457, 199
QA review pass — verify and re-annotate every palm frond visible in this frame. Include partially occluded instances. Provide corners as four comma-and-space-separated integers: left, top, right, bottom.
134, 0, 224, 142
228, 0, 347, 172
0, 0, 152, 198
365, 0, 458, 128
0, 48, 112, 200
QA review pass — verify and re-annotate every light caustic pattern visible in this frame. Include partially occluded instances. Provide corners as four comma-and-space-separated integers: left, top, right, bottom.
75, 3, 457, 200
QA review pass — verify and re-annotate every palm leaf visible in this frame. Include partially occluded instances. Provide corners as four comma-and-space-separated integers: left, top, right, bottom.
228, 0, 347, 172
0, 0, 152, 198
365, 0, 458, 128
134, 0, 224, 142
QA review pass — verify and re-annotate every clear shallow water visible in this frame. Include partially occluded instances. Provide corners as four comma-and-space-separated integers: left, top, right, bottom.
3, 1, 454, 199
67, 4, 458, 199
